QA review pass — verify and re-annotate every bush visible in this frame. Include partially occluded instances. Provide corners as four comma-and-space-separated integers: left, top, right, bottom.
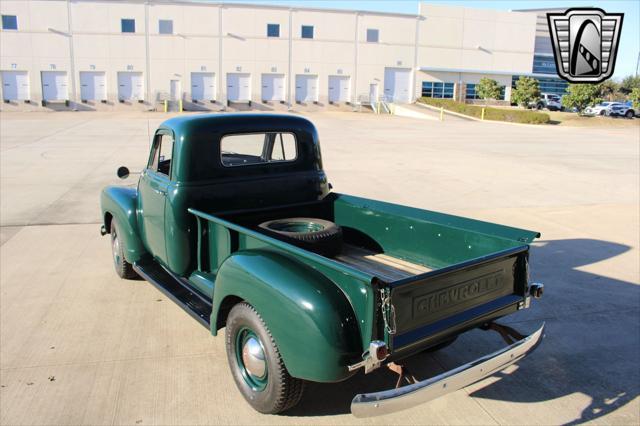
419, 97, 550, 124
562, 84, 602, 113
630, 88, 640, 110
511, 76, 541, 108
476, 78, 502, 103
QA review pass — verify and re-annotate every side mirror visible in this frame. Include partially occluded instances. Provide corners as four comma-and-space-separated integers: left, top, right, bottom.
117, 166, 130, 179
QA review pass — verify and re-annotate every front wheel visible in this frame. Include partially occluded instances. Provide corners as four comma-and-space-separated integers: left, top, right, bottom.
626, 110, 634, 119
226, 303, 305, 414
110, 219, 137, 279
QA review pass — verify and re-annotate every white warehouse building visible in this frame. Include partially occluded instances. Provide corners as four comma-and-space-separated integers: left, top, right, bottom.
0, 0, 566, 111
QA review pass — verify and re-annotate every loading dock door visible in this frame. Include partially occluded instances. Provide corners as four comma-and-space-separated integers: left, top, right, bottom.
383, 67, 411, 103
369, 83, 379, 103
261, 74, 285, 101
328, 75, 350, 103
191, 72, 215, 101
79, 71, 106, 101
1, 71, 29, 101
170, 80, 182, 101
295, 75, 318, 103
41, 71, 68, 101
117, 72, 144, 101
227, 73, 251, 102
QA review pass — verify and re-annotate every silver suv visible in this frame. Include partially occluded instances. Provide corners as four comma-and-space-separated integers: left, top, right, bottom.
531, 93, 562, 111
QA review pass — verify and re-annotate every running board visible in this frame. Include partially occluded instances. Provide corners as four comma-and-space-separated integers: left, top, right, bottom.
133, 261, 212, 329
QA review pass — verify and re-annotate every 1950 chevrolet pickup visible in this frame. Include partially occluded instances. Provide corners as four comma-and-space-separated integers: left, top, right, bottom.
100, 114, 544, 417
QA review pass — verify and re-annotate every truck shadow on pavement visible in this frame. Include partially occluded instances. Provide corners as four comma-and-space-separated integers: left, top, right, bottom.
286, 239, 640, 423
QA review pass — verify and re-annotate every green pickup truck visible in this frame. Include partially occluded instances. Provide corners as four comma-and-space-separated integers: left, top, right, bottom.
100, 114, 544, 417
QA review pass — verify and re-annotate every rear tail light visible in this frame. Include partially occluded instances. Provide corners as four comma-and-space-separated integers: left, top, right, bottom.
369, 341, 388, 362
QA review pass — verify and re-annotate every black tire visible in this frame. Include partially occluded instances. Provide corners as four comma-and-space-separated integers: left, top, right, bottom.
258, 217, 343, 257
226, 302, 305, 414
536, 103, 543, 110
599, 110, 606, 116
110, 219, 137, 279
626, 110, 634, 119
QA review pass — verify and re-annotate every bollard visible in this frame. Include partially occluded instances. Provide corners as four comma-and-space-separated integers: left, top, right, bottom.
179, 99, 183, 112
440, 106, 444, 121
481, 107, 485, 120
164, 100, 168, 113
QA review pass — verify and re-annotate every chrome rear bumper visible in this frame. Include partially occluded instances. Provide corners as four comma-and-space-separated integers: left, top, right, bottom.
351, 323, 545, 418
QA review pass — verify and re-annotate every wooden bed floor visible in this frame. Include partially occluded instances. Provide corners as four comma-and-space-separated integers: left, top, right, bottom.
335, 244, 432, 281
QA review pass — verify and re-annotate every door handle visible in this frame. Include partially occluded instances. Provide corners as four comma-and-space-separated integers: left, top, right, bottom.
153, 188, 167, 196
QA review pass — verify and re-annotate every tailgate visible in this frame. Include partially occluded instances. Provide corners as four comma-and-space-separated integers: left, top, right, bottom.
388, 246, 530, 353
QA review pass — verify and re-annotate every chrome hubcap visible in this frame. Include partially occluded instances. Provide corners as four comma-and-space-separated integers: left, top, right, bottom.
241, 336, 266, 379
111, 231, 120, 265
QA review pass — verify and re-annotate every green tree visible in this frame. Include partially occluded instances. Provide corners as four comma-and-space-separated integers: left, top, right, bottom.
476, 78, 502, 104
620, 75, 640, 95
562, 84, 603, 113
630, 87, 640, 110
511, 76, 540, 108
599, 79, 620, 101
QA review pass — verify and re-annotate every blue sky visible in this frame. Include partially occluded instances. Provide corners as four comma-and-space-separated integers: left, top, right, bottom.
221, 0, 639, 80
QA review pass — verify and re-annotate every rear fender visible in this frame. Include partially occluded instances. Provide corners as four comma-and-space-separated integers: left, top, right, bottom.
211, 250, 362, 383
100, 186, 147, 263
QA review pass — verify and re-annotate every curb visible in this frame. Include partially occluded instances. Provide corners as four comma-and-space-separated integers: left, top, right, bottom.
413, 102, 479, 121
414, 101, 556, 128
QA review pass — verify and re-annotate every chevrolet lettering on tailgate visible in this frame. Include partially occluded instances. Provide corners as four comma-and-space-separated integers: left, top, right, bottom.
414, 270, 504, 317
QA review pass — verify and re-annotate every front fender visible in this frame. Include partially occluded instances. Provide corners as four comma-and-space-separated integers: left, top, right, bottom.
100, 185, 147, 263
211, 250, 362, 383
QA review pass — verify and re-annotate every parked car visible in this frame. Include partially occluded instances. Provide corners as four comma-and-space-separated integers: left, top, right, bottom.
531, 93, 562, 111
609, 101, 636, 119
583, 101, 623, 116
100, 114, 545, 417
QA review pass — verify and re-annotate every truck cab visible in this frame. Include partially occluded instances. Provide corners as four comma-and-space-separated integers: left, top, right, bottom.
101, 113, 544, 417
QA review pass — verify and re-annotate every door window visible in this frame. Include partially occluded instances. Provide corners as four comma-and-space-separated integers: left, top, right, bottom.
148, 133, 174, 177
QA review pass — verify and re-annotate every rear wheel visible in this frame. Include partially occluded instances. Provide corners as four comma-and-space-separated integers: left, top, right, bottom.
225, 302, 305, 414
110, 219, 137, 279
626, 110, 634, 119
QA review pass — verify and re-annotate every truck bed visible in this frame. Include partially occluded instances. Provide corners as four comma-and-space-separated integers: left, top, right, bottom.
189, 192, 539, 355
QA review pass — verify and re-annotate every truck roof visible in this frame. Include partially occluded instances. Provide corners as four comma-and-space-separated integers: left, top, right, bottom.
157, 113, 323, 182
159, 113, 317, 136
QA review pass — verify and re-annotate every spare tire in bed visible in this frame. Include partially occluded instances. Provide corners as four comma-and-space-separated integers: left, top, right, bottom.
258, 217, 343, 258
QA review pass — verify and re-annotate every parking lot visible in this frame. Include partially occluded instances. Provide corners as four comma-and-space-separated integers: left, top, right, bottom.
1, 110, 638, 425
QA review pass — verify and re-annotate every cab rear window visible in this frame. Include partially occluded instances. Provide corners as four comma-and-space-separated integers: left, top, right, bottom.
220, 132, 297, 167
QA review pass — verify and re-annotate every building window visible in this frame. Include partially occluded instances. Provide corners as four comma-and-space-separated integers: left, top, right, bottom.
512, 75, 568, 97
1, 15, 18, 30
366, 28, 379, 43
159, 19, 173, 34
301, 25, 314, 39
532, 55, 557, 74
465, 83, 506, 100
422, 82, 454, 99
465, 84, 477, 100
267, 24, 280, 37
121, 19, 135, 33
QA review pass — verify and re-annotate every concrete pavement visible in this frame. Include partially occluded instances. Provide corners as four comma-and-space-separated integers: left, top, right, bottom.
1, 110, 638, 425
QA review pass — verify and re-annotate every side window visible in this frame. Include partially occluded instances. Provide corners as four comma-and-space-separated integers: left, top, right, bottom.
270, 133, 296, 161
148, 133, 174, 177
